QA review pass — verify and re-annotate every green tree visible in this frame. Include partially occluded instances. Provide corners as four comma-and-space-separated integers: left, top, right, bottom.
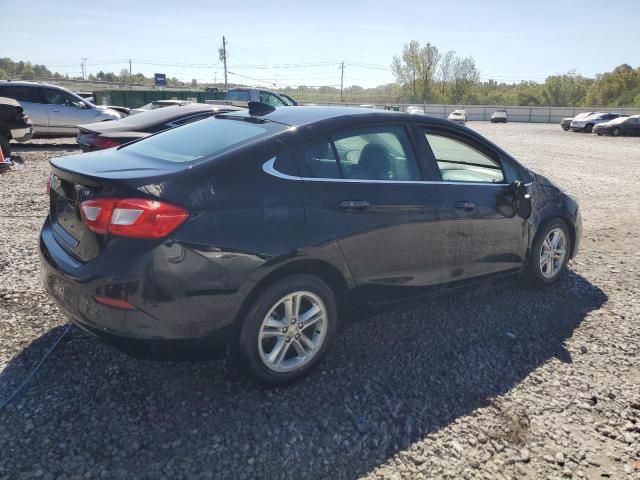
21, 62, 36, 80
391, 41, 441, 102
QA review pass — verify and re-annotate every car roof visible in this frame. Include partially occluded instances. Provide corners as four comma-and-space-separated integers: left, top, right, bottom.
223, 105, 446, 127
80, 103, 243, 133
0, 80, 67, 90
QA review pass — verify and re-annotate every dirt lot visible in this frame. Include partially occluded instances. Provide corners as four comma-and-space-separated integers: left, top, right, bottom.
1, 124, 639, 480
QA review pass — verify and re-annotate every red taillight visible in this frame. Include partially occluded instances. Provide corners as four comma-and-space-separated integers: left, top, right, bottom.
91, 137, 121, 150
93, 295, 136, 310
80, 198, 189, 239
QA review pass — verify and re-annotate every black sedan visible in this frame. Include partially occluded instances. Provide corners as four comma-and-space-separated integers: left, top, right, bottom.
41, 105, 582, 385
593, 115, 640, 136
76, 103, 242, 151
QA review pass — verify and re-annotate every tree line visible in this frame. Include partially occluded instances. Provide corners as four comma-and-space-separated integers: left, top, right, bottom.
391, 41, 640, 107
2, 53, 640, 107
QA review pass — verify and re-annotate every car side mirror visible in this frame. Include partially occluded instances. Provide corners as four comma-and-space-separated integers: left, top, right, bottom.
506, 180, 527, 198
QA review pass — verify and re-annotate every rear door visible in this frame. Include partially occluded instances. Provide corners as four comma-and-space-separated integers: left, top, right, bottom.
292, 123, 450, 303
418, 126, 529, 279
0, 85, 49, 135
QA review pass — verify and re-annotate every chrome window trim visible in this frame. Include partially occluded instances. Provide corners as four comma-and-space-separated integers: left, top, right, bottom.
262, 158, 533, 187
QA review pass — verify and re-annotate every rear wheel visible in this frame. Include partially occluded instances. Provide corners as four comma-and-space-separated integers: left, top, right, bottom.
237, 274, 337, 385
585, 124, 594, 133
528, 219, 571, 286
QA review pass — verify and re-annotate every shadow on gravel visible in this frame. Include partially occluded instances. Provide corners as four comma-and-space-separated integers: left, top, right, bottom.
11, 143, 79, 153
0, 270, 606, 479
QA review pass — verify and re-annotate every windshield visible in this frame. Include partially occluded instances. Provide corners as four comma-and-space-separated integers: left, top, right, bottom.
124, 116, 286, 163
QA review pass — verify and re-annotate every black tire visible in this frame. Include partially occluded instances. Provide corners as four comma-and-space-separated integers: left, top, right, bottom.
613, 128, 621, 137
584, 124, 594, 133
237, 274, 338, 385
527, 218, 572, 286
562, 125, 570, 131
0, 133, 10, 160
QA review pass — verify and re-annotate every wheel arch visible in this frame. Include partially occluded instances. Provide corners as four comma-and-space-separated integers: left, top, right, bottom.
529, 215, 577, 260
233, 258, 353, 331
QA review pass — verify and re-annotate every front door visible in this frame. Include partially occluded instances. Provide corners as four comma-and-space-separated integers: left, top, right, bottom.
420, 128, 529, 279
43, 88, 95, 136
293, 124, 451, 303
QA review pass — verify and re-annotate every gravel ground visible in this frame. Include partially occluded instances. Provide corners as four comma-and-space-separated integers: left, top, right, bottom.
1, 125, 639, 480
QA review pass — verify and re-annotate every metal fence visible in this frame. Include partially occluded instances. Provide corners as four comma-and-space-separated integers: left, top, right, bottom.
318, 103, 640, 123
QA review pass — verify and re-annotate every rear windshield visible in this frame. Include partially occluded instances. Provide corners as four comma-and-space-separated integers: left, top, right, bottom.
123, 116, 285, 163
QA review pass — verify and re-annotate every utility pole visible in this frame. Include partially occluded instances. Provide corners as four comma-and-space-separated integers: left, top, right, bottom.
129, 59, 133, 90
340, 61, 345, 102
81, 58, 87, 83
219, 36, 228, 91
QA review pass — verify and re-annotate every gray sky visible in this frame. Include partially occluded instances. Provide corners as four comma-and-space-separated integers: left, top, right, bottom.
3, 0, 639, 87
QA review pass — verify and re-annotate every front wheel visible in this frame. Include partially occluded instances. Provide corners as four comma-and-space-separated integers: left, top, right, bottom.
528, 219, 571, 286
237, 274, 337, 385
613, 128, 621, 137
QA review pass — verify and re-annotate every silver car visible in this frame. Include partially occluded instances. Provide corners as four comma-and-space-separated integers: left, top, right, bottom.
0, 81, 122, 137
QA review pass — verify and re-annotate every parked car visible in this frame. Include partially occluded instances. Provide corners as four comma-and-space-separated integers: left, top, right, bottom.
129, 100, 194, 115
41, 106, 581, 385
490, 109, 508, 123
77, 103, 243, 151
593, 115, 640, 136
215, 87, 298, 107
0, 81, 123, 136
570, 112, 625, 133
0, 97, 33, 159
407, 106, 425, 115
447, 109, 467, 124
560, 111, 595, 131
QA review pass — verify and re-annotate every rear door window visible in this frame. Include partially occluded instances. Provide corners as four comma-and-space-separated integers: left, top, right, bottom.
225, 91, 250, 102
296, 125, 421, 181
0, 86, 44, 103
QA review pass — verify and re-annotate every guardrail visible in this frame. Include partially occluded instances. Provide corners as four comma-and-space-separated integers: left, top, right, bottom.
316, 103, 640, 123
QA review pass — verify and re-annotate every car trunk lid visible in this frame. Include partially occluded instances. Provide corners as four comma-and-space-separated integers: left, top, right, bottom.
48, 148, 191, 262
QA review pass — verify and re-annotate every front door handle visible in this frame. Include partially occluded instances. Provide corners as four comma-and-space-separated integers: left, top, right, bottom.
455, 200, 476, 211
338, 200, 371, 210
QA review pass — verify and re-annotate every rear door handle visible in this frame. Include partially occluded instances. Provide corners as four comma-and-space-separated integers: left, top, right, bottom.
338, 200, 370, 210
455, 200, 476, 211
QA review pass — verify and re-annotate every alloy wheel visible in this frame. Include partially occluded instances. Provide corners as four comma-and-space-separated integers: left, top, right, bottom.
539, 228, 567, 279
258, 291, 328, 373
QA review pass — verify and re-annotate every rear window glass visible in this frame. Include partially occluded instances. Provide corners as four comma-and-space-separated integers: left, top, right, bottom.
123, 117, 283, 163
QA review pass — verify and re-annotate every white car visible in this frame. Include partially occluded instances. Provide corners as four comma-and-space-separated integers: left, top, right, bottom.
407, 106, 425, 115
570, 112, 624, 133
491, 109, 508, 123
0, 81, 122, 137
447, 109, 467, 124
129, 100, 194, 115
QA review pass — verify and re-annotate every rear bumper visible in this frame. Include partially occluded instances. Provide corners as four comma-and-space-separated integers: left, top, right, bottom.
39, 217, 253, 357
10, 125, 34, 142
